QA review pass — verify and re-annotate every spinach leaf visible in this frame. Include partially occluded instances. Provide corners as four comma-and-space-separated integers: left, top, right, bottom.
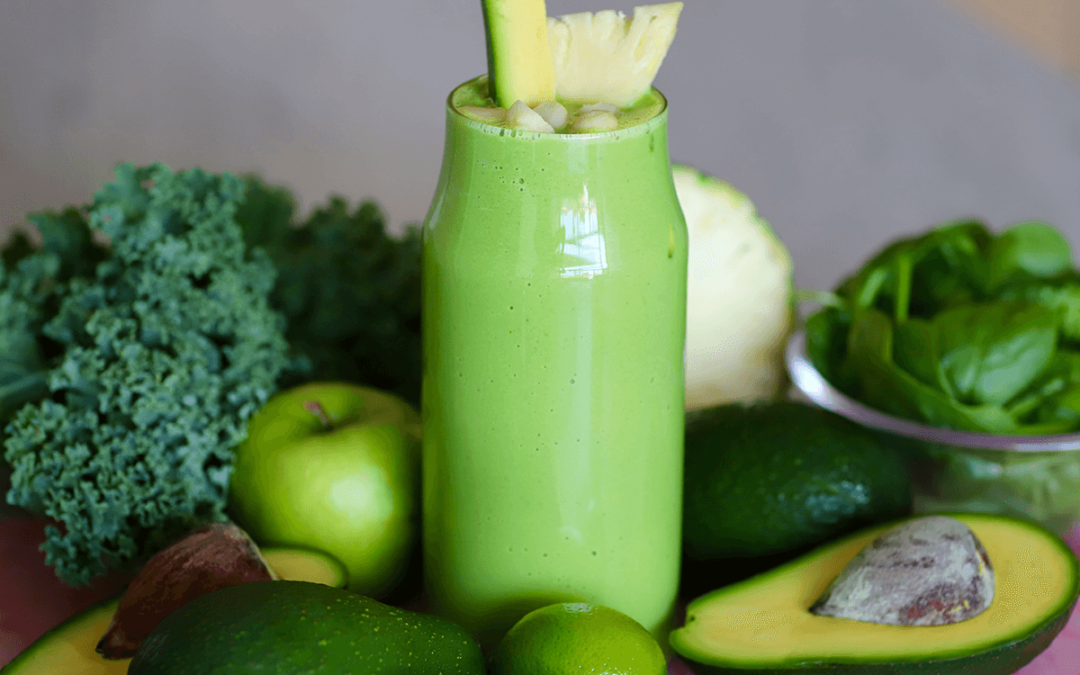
892, 317, 950, 395
804, 305, 858, 395
1004, 351, 1080, 427
903, 221, 991, 315
845, 309, 1018, 433
985, 221, 1073, 291
995, 282, 1080, 342
836, 220, 992, 321
932, 302, 1057, 406
1030, 386, 1080, 430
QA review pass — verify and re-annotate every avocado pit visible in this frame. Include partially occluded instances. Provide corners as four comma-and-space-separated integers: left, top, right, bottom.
809, 515, 994, 626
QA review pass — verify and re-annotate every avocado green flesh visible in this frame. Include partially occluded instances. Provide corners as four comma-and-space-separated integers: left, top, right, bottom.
128, 581, 485, 675
0, 600, 128, 675
671, 513, 1080, 675
262, 546, 348, 588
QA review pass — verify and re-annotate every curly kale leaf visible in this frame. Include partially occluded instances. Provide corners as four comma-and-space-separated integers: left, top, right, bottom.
236, 178, 422, 407
0, 209, 108, 421
3, 163, 291, 586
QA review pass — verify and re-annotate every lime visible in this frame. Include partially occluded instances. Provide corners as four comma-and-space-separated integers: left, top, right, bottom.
490, 603, 666, 675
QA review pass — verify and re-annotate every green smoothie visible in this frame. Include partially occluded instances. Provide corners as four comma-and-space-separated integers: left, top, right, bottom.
422, 76, 687, 648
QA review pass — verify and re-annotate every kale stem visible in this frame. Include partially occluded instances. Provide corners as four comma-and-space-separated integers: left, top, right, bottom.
895, 254, 913, 324
302, 400, 334, 430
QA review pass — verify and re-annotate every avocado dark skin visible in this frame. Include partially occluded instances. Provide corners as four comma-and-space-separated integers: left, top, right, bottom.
128, 581, 485, 675
680, 401, 914, 597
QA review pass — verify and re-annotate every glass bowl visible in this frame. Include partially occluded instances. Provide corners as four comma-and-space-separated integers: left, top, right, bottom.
786, 329, 1080, 538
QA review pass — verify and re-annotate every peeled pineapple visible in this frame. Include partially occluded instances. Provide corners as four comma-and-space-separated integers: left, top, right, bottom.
547, 3, 683, 108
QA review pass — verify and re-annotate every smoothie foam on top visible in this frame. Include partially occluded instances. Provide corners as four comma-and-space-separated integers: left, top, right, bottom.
452, 76, 666, 134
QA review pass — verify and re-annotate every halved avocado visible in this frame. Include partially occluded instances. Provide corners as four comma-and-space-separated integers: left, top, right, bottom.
0, 600, 126, 675
670, 513, 1080, 675
0, 547, 347, 674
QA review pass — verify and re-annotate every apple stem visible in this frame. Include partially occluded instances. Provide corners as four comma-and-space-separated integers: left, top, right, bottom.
302, 400, 333, 430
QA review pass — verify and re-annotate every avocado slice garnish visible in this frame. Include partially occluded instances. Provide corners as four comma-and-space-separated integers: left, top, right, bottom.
481, 0, 557, 108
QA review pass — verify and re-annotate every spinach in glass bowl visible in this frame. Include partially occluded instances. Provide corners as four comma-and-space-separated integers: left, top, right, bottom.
793, 218, 1080, 535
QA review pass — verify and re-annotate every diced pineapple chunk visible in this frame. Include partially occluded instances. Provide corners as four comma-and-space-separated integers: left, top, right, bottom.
505, 100, 556, 133
571, 110, 619, 133
460, 105, 509, 125
533, 101, 569, 130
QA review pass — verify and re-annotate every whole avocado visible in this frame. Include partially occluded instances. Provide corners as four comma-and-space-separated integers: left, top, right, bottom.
128, 581, 485, 675
682, 401, 913, 583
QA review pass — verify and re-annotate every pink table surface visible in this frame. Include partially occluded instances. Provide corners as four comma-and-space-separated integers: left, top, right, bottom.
2, 518, 1079, 673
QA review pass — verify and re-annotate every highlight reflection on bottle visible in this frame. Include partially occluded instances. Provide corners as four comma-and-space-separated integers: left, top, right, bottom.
421, 75, 687, 649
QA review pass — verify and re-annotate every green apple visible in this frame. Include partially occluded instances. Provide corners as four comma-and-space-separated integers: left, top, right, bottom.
227, 382, 421, 597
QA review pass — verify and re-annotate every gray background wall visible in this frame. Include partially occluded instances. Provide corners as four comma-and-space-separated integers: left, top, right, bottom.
2, 0, 1079, 293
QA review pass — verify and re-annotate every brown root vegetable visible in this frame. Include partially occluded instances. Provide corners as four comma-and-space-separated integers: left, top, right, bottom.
809, 515, 994, 626
96, 521, 277, 659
